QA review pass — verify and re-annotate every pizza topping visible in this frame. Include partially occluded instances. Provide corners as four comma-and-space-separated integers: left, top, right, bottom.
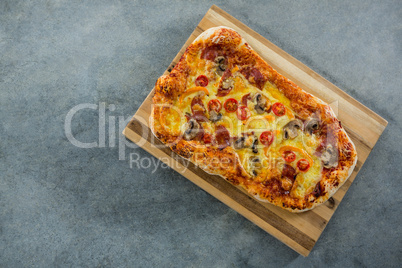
272, 102, 286, 116
224, 98, 238, 113
192, 111, 208, 122
203, 133, 212, 144
250, 156, 262, 176
279, 145, 313, 166
191, 97, 208, 122
195, 75, 209, 87
254, 93, 271, 114
191, 96, 206, 113
304, 118, 320, 135
251, 137, 259, 153
244, 135, 255, 147
259, 131, 274, 146
312, 182, 324, 197
283, 119, 303, 139
222, 77, 234, 90
234, 133, 255, 149
179, 86, 209, 103
208, 99, 222, 112
281, 177, 294, 191
208, 99, 223, 122
237, 106, 251, 120
191, 97, 206, 114
217, 69, 234, 97
320, 144, 338, 169
240, 67, 266, 89
201, 45, 219, 60
183, 119, 200, 140
297, 159, 310, 172
215, 125, 231, 149
282, 164, 297, 181
241, 93, 252, 106
214, 56, 227, 76
233, 136, 246, 149
209, 110, 222, 122
282, 150, 296, 163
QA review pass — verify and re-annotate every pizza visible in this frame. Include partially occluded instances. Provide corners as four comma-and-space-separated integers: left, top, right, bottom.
150, 26, 357, 212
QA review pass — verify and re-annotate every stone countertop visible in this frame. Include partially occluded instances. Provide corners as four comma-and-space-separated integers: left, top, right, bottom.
1, 0, 401, 267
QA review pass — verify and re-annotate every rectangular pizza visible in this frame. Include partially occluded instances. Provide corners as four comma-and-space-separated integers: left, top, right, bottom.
150, 27, 357, 212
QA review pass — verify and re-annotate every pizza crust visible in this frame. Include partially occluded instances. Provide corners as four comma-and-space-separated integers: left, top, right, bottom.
150, 26, 357, 212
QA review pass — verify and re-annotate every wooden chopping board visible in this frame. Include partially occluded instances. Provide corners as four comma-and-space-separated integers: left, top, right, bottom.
123, 5, 388, 256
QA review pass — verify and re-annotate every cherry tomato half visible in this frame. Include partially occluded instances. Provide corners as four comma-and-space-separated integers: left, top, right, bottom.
297, 159, 311, 172
282, 150, 296, 163
224, 98, 238, 113
272, 102, 286, 116
236, 106, 251, 120
208, 99, 222, 112
259, 131, 274, 146
195, 75, 209, 87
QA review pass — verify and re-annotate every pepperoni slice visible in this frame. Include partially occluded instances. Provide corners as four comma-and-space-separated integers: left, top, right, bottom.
215, 125, 231, 149
240, 67, 266, 89
250, 68, 266, 89
191, 97, 207, 122
195, 75, 209, 87
217, 70, 233, 97
216, 88, 232, 97
201, 46, 220, 60
236, 106, 251, 120
282, 164, 296, 181
312, 182, 323, 197
259, 131, 274, 146
297, 159, 311, 172
282, 150, 296, 163
208, 99, 222, 112
241, 93, 251, 106
203, 133, 212, 144
224, 98, 238, 113
191, 97, 206, 113
272, 102, 286, 116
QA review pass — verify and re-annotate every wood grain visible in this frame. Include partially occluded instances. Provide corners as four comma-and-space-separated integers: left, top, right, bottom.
123, 5, 387, 256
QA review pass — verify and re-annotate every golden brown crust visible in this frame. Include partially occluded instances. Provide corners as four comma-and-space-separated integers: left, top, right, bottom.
150, 27, 357, 212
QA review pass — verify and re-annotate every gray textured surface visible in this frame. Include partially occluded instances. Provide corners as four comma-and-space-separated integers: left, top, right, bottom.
1, 0, 401, 267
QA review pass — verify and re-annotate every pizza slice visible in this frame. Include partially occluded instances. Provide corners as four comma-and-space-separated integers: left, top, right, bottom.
150, 26, 357, 212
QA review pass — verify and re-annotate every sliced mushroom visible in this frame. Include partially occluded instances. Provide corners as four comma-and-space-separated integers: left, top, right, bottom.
234, 136, 245, 149
252, 138, 259, 153
209, 110, 222, 122
215, 56, 227, 75
283, 119, 303, 139
250, 156, 261, 164
254, 93, 270, 114
183, 119, 200, 140
249, 156, 262, 176
305, 118, 320, 135
222, 77, 234, 90
321, 144, 338, 168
